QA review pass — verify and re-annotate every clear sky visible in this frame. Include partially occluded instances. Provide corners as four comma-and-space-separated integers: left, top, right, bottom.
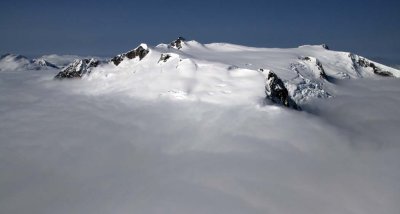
0, 0, 399, 60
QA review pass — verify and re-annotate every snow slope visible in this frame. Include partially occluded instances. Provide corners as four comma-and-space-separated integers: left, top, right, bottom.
55, 39, 400, 107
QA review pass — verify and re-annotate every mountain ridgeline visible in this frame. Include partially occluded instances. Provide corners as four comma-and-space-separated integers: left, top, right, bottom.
3, 38, 399, 110
52, 37, 400, 109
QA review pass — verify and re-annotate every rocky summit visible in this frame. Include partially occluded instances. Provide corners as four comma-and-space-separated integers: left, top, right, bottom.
55, 58, 99, 79
111, 44, 150, 66
265, 71, 300, 110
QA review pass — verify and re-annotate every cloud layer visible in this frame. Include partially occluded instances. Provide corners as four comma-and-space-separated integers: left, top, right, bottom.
0, 71, 399, 214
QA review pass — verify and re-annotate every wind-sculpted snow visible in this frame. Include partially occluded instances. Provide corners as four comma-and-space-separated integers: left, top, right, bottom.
0, 70, 399, 214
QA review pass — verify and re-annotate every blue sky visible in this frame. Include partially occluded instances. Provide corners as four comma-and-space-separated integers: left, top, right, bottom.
0, 0, 399, 60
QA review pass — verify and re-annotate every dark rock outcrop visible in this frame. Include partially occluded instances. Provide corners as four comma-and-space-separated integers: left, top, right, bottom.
55, 58, 99, 79
322, 44, 330, 50
349, 53, 393, 77
54, 44, 150, 79
228, 65, 239, 70
358, 58, 393, 77
169, 37, 185, 50
265, 71, 300, 110
158, 53, 171, 63
111, 44, 149, 66
315, 60, 328, 79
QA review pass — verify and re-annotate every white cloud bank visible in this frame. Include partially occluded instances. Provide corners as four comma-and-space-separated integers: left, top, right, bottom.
0, 71, 399, 214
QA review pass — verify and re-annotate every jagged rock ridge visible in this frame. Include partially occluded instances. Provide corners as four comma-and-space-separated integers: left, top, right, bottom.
55, 58, 99, 79
349, 53, 393, 77
265, 71, 300, 110
55, 44, 150, 79
111, 44, 149, 66
169, 37, 186, 50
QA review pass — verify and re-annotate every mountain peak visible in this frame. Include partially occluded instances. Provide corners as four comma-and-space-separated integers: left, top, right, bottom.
110, 44, 150, 66
169, 37, 186, 49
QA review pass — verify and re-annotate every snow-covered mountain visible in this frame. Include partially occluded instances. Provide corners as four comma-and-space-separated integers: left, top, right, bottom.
53, 38, 400, 108
40, 54, 106, 68
0, 53, 59, 71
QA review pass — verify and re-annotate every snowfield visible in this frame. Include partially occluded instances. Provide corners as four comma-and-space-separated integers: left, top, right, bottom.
77, 41, 400, 105
1, 40, 400, 214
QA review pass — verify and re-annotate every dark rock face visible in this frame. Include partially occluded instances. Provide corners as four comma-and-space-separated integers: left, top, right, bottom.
358, 58, 393, 77
169, 37, 185, 50
265, 72, 300, 110
228, 65, 239, 70
322, 44, 330, 50
111, 45, 149, 66
158, 54, 171, 63
316, 60, 328, 79
55, 58, 99, 79
349, 54, 393, 77
54, 44, 150, 79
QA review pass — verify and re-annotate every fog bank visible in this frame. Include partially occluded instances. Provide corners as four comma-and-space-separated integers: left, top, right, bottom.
0, 71, 399, 214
